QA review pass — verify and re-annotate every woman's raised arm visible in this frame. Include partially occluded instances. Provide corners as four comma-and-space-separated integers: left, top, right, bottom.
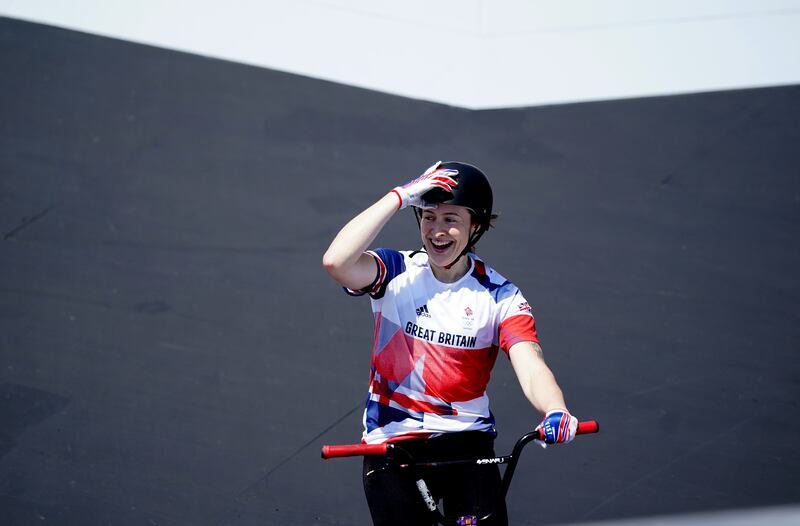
322, 162, 458, 291
322, 193, 399, 291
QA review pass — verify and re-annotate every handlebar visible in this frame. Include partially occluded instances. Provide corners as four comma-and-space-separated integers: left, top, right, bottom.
321, 442, 388, 459
576, 420, 600, 435
321, 420, 599, 459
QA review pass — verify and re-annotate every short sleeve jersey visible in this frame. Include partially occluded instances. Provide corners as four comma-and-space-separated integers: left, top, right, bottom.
347, 249, 539, 444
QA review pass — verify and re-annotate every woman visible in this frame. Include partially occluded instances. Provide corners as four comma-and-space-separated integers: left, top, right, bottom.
323, 161, 578, 525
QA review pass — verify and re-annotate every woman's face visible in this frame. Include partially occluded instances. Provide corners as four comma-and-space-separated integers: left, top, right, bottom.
419, 204, 476, 269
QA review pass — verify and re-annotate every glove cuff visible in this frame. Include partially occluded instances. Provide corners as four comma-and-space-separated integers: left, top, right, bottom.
390, 188, 407, 210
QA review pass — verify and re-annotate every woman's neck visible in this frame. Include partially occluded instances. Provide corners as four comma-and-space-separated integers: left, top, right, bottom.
429, 254, 471, 283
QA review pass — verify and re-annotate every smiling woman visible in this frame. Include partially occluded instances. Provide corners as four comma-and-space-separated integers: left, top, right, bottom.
418, 205, 473, 280
322, 161, 581, 525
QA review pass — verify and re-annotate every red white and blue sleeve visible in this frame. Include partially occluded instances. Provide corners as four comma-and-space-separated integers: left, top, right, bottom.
343, 248, 405, 299
497, 289, 539, 354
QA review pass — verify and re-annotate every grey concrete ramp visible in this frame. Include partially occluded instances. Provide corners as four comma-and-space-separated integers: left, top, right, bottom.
1, 16, 798, 526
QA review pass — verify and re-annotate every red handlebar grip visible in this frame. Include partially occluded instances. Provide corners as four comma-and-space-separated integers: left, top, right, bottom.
321, 443, 388, 459
577, 420, 599, 435
535, 419, 600, 440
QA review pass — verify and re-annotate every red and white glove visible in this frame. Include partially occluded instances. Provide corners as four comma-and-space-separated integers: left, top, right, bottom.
535, 409, 578, 448
390, 161, 458, 210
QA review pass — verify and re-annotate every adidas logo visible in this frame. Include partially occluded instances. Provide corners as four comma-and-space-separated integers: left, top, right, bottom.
415, 304, 431, 318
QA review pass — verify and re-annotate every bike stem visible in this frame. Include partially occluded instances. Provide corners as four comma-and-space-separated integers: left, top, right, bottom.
500, 431, 541, 497
386, 430, 542, 499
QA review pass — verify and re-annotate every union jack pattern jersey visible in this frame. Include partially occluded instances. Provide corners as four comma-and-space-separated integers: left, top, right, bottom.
347, 249, 539, 444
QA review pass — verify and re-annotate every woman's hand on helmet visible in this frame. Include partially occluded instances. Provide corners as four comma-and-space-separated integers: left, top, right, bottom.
391, 161, 458, 210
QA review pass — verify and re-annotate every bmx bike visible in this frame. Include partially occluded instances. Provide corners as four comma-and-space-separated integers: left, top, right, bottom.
322, 420, 599, 525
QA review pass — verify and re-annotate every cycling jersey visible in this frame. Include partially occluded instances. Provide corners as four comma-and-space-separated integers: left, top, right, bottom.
347, 249, 538, 444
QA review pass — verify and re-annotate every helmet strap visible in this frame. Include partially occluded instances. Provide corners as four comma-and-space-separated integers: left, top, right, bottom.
443, 254, 463, 270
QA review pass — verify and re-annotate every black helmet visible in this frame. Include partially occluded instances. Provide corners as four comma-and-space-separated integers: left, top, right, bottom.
415, 161, 493, 252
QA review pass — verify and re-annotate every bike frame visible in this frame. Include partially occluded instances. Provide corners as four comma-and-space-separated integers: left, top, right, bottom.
322, 420, 599, 525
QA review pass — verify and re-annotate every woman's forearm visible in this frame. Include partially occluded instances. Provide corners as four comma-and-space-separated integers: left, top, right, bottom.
322, 192, 399, 284
523, 366, 568, 414
509, 342, 568, 415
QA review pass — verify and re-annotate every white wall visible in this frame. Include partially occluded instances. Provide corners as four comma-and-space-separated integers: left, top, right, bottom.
2, 0, 799, 109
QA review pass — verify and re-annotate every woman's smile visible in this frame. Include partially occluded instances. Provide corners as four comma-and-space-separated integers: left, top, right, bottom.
429, 237, 454, 253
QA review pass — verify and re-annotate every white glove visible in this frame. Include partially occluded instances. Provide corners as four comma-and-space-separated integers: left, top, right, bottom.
534, 409, 579, 448
391, 161, 458, 210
